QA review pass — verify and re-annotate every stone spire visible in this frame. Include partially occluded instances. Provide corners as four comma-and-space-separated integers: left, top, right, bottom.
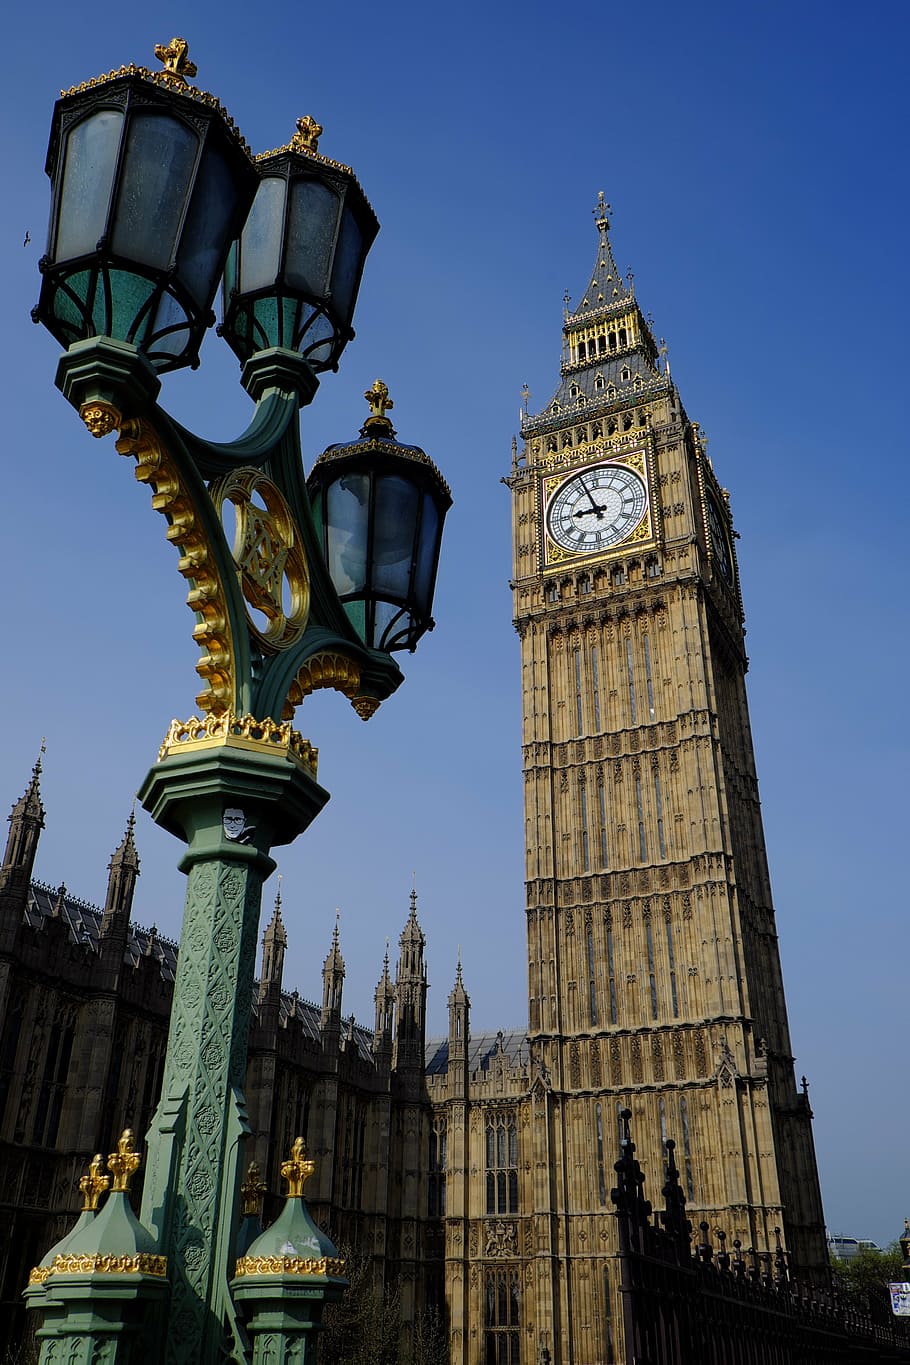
447, 952, 470, 1094
571, 191, 631, 318
393, 888, 427, 1075
258, 881, 288, 1004
373, 940, 395, 1060
100, 809, 140, 939
320, 910, 345, 1041
1, 744, 46, 896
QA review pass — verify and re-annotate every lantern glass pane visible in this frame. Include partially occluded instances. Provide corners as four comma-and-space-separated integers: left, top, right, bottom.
108, 269, 154, 342
373, 475, 419, 597
414, 492, 440, 614
55, 109, 123, 262
178, 138, 238, 307
302, 310, 333, 367
286, 179, 340, 297
326, 472, 370, 593
239, 176, 287, 293
343, 599, 366, 638
112, 112, 198, 268
148, 290, 190, 357
374, 600, 408, 649
329, 207, 363, 322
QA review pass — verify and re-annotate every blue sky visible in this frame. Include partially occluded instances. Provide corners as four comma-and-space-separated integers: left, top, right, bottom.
2, 1, 908, 1245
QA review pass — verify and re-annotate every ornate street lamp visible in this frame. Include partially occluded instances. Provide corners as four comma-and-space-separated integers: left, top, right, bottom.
308, 379, 452, 652
27, 38, 449, 1365
220, 114, 378, 372
35, 39, 258, 372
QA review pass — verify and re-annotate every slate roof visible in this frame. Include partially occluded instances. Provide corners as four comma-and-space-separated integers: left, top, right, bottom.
26, 880, 179, 980
424, 1028, 529, 1077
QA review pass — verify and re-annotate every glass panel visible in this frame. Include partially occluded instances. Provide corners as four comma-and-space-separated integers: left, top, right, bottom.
373, 600, 404, 649
329, 204, 364, 322
413, 493, 439, 615
342, 599, 365, 638
253, 296, 280, 352
148, 291, 190, 354
56, 110, 123, 262
373, 475, 418, 597
286, 179, 339, 297
326, 473, 369, 594
108, 268, 154, 342
178, 139, 238, 307
113, 112, 198, 269
238, 176, 287, 294
52, 272, 90, 330
301, 309, 334, 365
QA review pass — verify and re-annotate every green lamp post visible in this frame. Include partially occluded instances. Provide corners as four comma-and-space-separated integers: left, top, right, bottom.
29, 37, 450, 1365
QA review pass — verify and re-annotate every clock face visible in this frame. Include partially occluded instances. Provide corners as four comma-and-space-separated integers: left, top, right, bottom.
706, 497, 733, 584
547, 463, 647, 555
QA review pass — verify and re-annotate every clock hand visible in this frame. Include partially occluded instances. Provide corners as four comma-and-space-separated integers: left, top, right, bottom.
577, 476, 605, 518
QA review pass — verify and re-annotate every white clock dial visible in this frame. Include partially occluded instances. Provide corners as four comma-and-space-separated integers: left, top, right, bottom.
547, 464, 647, 555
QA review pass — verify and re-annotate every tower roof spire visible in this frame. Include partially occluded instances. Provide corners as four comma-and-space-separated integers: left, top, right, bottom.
571, 190, 631, 318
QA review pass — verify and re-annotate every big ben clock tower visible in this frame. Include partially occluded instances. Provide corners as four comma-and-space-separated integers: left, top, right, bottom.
507, 196, 827, 1360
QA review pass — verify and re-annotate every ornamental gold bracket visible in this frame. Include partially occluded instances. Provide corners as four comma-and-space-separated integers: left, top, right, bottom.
64, 340, 404, 732
240, 1161, 268, 1219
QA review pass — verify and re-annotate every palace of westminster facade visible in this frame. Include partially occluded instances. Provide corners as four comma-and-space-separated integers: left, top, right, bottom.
0, 202, 828, 1361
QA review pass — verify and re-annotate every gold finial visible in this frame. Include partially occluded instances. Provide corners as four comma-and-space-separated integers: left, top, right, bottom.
79, 1154, 110, 1211
365, 379, 394, 422
153, 37, 197, 84
240, 1160, 268, 1218
107, 1130, 141, 1193
280, 1136, 315, 1197
291, 115, 323, 154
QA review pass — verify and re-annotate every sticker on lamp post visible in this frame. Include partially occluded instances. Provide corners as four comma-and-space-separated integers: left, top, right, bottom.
223, 808, 254, 843
888, 1283, 910, 1316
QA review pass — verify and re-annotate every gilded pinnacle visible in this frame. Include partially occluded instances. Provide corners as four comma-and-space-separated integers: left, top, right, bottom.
280, 1136, 315, 1197
79, 1154, 110, 1211
240, 1161, 268, 1218
107, 1129, 141, 1193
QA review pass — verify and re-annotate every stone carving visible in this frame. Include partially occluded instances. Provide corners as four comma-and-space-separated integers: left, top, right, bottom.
485, 1221, 518, 1258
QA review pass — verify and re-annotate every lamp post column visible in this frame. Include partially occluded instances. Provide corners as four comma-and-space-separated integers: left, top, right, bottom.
137, 726, 329, 1365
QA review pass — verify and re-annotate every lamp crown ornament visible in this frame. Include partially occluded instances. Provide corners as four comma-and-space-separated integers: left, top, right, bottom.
280, 1137, 315, 1197
362, 378, 396, 435
291, 114, 323, 154
107, 1129, 141, 1193
79, 1154, 111, 1211
153, 36, 197, 84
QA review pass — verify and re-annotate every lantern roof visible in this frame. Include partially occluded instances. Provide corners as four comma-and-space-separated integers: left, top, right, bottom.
312, 379, 451, 502
255, 115, 376, 219
51, 37, 253, 171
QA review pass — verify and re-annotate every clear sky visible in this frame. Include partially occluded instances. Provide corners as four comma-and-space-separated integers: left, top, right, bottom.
2, 0, 908, 1247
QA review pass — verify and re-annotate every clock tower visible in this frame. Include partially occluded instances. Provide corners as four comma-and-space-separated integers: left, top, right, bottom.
507, 196, 827, 1358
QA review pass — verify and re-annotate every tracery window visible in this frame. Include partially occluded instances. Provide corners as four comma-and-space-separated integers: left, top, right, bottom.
484, 1268, 520, 1365
486, 1111, 518, 1214
428, 1115, 447, 1216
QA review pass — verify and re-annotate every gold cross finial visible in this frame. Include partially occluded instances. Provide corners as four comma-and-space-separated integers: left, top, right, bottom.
107, 1130, 141, 1193
281, 1136, 315, 1197
79, 1154, 110, 1211
594, 191, 612, 230
153, 37, 197, 84
365, 379, 394, 421
292, 115, 323, 154
240, 1160, 268, 1217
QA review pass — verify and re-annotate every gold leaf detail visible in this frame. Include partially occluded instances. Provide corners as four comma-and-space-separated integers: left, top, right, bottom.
158, 713, 318, 774
80, 401, 122, 439
233, 1255, 345, 1279
79, 1154, 110, 1211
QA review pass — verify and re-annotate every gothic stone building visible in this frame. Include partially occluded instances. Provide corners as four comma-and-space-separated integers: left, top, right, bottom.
0, 204, 827, 1364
